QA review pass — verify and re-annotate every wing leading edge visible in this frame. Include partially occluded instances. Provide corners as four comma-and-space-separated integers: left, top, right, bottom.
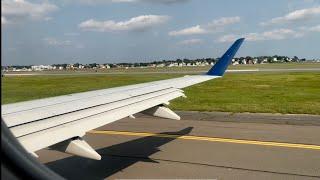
2, 38, 245, 160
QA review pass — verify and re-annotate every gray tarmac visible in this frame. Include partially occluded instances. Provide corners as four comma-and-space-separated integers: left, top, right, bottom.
37, 112, 320, 180
176, 111, 320, 126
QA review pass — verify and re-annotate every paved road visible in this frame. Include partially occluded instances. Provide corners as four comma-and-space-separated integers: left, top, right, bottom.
38, 116, 320, 180
176, 111, 320, 126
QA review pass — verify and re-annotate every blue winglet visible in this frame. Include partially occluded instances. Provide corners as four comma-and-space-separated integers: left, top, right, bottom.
207, 38, 245, 76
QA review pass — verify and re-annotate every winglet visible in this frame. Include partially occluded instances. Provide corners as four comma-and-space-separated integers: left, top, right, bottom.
207, 38, 245, 76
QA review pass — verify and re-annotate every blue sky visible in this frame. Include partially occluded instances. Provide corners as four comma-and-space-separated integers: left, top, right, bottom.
2, 0, 320, 65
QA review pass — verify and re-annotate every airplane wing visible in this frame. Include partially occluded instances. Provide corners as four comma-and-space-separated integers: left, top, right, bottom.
2, 38, 245, 160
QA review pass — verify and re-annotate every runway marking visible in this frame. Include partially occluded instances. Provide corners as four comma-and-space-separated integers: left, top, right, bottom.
89, 130, 320, 150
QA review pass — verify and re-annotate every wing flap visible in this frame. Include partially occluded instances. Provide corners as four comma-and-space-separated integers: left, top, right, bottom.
3, 85, 179, 127
11, 88, 182, 137
17, 90, 184, 152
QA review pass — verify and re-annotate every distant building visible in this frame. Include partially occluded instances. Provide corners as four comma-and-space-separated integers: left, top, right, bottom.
273, 57, 278, 62
31, 65, 53, 71
99, 64, 106, 69
232, 61, 239, 65
168, 63, 178, 67
261, 58, 268, 64
156, 64, 165, 67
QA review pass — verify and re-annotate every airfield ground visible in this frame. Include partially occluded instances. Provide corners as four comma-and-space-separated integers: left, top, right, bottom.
38, 115, 320, 180
2, 66, 320, 114
4, 62, 320, 74
2, 63, 320, 179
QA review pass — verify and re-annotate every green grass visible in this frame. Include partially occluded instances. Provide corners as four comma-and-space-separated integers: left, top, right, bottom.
6, 62, 320, 74
170, 72, 320, 115
2, 72, 320, 115
1, 74, 180, 104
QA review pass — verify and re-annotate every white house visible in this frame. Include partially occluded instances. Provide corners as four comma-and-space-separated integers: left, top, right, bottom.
232, 61, 239, 65
31, 65, 53, 71
156, 64, 165, 67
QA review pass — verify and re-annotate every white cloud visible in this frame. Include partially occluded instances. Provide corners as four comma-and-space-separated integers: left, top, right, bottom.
169, 25, 207, 36
64, 32, 80, 36
43, 38, 72, 46
218, 29, 304, 42
79, 15, 170, 32
262, 29, 304, 40
43, 37, 85, 49
2, 16, 8, 25
133, 0, 188, 4
1, 0, 58, 24
301, 24, 320, 32
169, 16, 240, 36
217, 34, 238, 43
261, 6, 320, 25
111, 0, 136, 2
72, 0, 188, 5
71, 0, 133, 4
309, 24, 320, 32
75, 44, 85, 49
177, 38, 203, 45
207, 16, 241, 29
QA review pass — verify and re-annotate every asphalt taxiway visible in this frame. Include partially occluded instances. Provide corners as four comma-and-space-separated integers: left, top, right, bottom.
37, 113, 320, 180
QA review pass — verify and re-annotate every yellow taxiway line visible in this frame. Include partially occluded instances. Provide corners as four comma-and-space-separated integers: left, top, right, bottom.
89, 130, 320, 150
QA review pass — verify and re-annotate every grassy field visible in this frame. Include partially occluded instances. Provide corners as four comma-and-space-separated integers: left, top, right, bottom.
171, 72, 320, 115
5, 62, 320, 74
2, 71, 320, 115
1, 74, 180, 104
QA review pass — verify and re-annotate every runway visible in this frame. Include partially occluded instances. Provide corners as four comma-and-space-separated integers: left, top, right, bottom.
37, 113, 320, 180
